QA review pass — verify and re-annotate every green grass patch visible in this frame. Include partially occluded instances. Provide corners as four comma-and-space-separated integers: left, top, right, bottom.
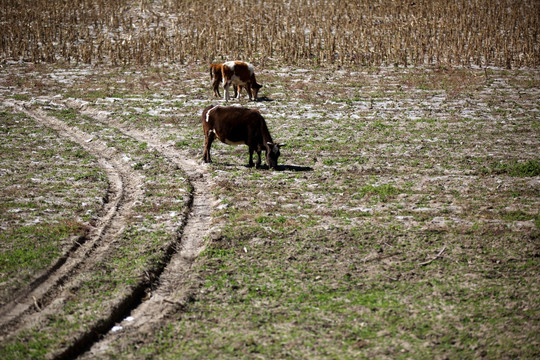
0, 110, 107, 304
353, 183, 400, 202
0, 220, 86, 285
483, 159, 540, 177
2, 63, 539, 359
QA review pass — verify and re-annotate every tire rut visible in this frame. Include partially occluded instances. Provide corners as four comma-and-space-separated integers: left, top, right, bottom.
1, 100, 213, 356
62, 100, 214, 358
0, 102, 143, 340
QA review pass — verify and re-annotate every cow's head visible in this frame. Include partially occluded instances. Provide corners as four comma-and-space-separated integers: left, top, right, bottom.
251, 83, 263, 100
265, 142, 285, 170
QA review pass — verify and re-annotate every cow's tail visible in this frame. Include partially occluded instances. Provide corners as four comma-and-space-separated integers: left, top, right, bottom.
209, 65, 214, 79
259, 114, 274, 145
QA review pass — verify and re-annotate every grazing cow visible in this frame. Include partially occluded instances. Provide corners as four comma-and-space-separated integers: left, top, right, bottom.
221, 61, 262, 102
201, 105, 284, 169
209, 63, 240, 98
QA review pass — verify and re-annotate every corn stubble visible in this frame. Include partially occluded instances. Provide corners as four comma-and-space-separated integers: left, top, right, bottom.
1, 0, 538, 68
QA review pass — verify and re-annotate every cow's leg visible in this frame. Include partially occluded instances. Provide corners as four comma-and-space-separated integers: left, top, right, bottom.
255, 149, 262, 169
245, 83, 253, 101
233, 85, 240, 99
248, 147, 255, 167
223, 81, 231, 102
203, 131, 215, 163
212, 78, 221, 97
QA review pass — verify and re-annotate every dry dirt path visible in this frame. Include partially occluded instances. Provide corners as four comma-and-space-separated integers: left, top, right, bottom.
0, 100, 213, 358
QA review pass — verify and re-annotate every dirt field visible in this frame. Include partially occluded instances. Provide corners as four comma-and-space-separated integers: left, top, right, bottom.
0, 61, 538, 359
0, 0, 539, 358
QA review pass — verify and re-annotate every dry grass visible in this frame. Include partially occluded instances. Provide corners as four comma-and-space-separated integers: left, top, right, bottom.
1, 0, 539, 68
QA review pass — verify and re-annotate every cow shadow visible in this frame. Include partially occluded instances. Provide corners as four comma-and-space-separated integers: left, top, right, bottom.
242, 164, 313, 172
277, 164, 313, 172
255, 96, 274, 102
210, 163, 312, 172
274, 165, 313, 172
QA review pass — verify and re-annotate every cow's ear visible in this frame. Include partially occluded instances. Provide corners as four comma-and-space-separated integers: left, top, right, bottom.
278, 143, 286, 148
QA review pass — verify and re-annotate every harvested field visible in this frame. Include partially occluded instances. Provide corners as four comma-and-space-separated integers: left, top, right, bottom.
1, 0, 539, 67
0, 0, 539, 359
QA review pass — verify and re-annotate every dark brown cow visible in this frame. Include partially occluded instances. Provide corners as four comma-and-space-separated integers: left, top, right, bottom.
201, 105, 284, 169
221, 61, 262, 102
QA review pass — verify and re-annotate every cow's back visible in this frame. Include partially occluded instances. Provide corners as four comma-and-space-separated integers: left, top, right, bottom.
212, 106, 262, 132
204, 106, 263, 145
222, 62, 254, 83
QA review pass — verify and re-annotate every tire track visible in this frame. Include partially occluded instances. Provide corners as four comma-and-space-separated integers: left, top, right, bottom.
62, 100, 214, 358
1, 100, 213, 357
0, 102, 143, 339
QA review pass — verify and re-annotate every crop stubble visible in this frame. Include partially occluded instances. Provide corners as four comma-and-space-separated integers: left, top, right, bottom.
1, 0, 539, 68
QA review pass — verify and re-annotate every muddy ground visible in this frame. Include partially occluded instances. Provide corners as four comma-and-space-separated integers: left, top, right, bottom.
0, 63, 539, 358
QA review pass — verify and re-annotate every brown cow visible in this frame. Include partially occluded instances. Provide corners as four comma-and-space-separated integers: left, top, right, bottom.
209, 63, 240, 98
221, 61, 262, 102
201, 105, 284, 169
